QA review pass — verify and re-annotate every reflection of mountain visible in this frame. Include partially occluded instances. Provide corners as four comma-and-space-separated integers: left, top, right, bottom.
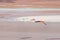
0, 0, 16, 3
0, 0, 60, 8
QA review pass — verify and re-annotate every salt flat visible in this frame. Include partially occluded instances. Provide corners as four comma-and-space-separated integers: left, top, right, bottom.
0, 10, 60, 40
0, 22, 60, 40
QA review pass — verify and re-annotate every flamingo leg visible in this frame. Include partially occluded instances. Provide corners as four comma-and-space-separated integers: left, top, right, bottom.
40, 21, 47, 25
